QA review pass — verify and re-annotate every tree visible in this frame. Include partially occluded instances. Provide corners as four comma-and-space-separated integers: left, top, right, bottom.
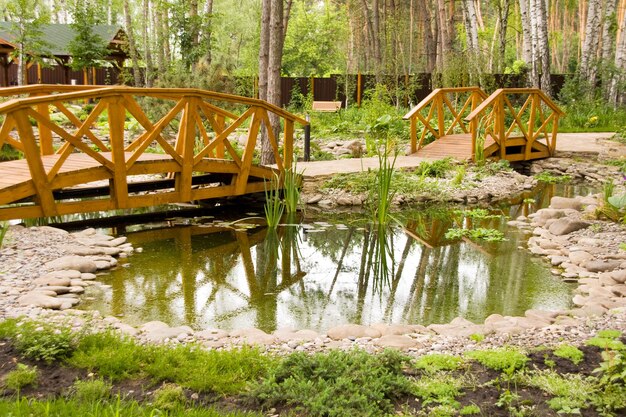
258, 0, 292, 165
68, 0, 110, 84
6, 0, 51, 86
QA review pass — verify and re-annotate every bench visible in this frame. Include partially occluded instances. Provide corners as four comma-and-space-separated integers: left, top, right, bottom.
312, 101, 342, 112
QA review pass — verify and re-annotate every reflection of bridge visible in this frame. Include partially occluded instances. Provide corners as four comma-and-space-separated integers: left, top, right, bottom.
403, 87, 564, 162
0, 85, 307, 220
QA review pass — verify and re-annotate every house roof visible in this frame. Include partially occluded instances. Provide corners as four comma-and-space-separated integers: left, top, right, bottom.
0, 22, 127, 60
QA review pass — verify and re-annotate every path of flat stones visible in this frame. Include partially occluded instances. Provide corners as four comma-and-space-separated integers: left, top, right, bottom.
1, 191, 626, 356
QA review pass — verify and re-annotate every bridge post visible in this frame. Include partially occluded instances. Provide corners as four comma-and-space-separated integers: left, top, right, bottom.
283, 119, 294, 169
410, 118, 417, 154
13, 110, 58, 217
176, 98, 198, 202
36, 102, 54, 155
107, 97, 129, 208
234, 108, 261, 195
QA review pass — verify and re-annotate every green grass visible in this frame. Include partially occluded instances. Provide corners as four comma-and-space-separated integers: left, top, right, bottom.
534, 171, 572, 184
70, 332, 273, 394
0, 221, 8, 248
414, 354, 464, 373
252, 349, 413, 417
4, 363, 38, 391
523, 370, 596, 414
465, 348, 528, 374
553, 344, 584, 365
413, 373, 463, 408
0, 397, 261, 417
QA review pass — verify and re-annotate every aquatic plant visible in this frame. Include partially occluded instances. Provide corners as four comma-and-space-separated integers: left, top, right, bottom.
368, 143, 397, 226
0, 221, 8, 248
283, 164, 302, 214
263, 172, 285, 228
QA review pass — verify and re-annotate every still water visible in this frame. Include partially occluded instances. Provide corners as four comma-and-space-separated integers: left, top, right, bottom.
80, 184, 585, 333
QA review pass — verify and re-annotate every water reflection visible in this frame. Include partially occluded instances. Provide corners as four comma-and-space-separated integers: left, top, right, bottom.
82, 204, 573, 333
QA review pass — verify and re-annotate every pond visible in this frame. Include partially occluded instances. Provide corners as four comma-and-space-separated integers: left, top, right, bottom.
79, 184, 590, 333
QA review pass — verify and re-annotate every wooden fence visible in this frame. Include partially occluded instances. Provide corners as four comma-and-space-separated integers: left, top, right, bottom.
3, 63, 569, 109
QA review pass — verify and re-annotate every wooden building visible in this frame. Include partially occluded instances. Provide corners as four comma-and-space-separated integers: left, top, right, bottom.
0, 23, 128, 87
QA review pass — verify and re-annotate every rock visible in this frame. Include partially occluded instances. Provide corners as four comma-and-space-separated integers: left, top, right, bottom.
37, 285, 71, 294
33, 276, 71, 287
40, 270, 82, 280
568, 251, 593, 266
548, 219, 591, 236
230, 328, 276, 345
196, 328, 229, 341
371, 323, 425, 336
327, 324, 381, 340
550, 197, 583, 211
81, 273, 97, 280
584, 260, 622, 273
610, 270, 626, 283
306, 194, 323, 204
17, 293, 63, 309
45, 256, 98, 273
374, 335, 418, 350
114, 323, 138, 336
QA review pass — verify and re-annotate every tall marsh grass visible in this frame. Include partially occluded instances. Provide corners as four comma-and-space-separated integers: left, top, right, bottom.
0, 221, 8, 248
283, 164, 303, 214
264, 172, 285, 228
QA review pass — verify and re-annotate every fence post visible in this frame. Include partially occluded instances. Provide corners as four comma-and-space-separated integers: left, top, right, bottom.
304, 114, 311, 161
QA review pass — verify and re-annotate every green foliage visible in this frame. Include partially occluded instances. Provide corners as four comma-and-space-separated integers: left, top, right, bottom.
0, 397, 262, 417
71, 378, 112, 403
414, 158, 455, 178
459, 404, 481, 415
4, 363, 38, 391
413, 374, 462, 408
283, 165, 302, 214
524, 370, 596, 414
452, 165, 466, 186
553, 344, 584, 365
68, 2, 109, 73
69, 331, 271, 394
535, 171, 572, 184
0, 144, 24, 161
586, 330, 625, 351
469, 333, 486, 343
559, 95, 626, 132
252, 349, 413, 417
466, 348, 528, 374
281, 0, 348, 76
12, 321, 78, 364
414, 354, 463, 373
445, 227, 506, 242
0, 221, 8, 248
264, 172, 285, 228
153, 383, 187, 411
369, 145, 397, 226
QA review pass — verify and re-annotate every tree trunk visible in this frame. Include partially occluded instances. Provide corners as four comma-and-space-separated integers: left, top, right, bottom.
258, 0, 270, 101
142, 0, 153, 86
601, 0, 617, 98
155, 0, 166, 74
204, 0, 214, 66
263, 0, 285, 165
535, 0, 552, 95
518, 0, 533, 72
498, 0, 511, 73
580, 0, 602, 90
608, 0, 626, 105
529, 0, 540, 87
124, 0, 142, 87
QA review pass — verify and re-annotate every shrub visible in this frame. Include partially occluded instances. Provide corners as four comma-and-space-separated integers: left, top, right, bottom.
4, 364, 38, 391
252, 349, 413, 417
13, 322, 78, 363
153, 383, 186, 412
71, 378, 112, 403
414, 354, 463, 373
553, 344, 584, 365
465, 348, 528, 374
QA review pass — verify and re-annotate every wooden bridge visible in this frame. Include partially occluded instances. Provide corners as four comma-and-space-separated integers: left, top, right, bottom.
0, 85, 307, 221
403, 87, 564, 162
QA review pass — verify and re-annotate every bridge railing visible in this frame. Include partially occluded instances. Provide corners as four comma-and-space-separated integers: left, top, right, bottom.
0, 86, 307, 217
402, 87, 488, 153
465, 88, 565, 161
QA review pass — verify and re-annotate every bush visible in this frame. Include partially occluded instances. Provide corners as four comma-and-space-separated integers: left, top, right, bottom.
13, 322, 78, 364
4, 363, 38, 391
153, 383, 187, 412
466, 348, 528, 374
71, 378, 112, 403
252, 349, 413, 417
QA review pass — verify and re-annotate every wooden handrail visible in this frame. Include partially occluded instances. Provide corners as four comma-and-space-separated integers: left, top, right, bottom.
466, 88, 564, 122
0, 86, 306, 219
0, 86, 309, 125
403, 87, 488, 154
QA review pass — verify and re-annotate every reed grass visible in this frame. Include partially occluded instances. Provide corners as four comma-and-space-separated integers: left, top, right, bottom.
283, 164, 303, 214
0, 221, 8, 248
264, 172, 285, 228
369, 143, 397, 226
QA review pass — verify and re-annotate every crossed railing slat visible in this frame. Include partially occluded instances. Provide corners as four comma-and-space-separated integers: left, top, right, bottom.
0, 85, 307, 219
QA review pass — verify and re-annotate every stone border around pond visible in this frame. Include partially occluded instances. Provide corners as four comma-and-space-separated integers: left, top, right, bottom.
1, 194, 626, 357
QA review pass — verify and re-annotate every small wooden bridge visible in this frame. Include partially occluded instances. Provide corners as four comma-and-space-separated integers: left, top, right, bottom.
0, 85, 307, 221
403, 87, 564, 162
